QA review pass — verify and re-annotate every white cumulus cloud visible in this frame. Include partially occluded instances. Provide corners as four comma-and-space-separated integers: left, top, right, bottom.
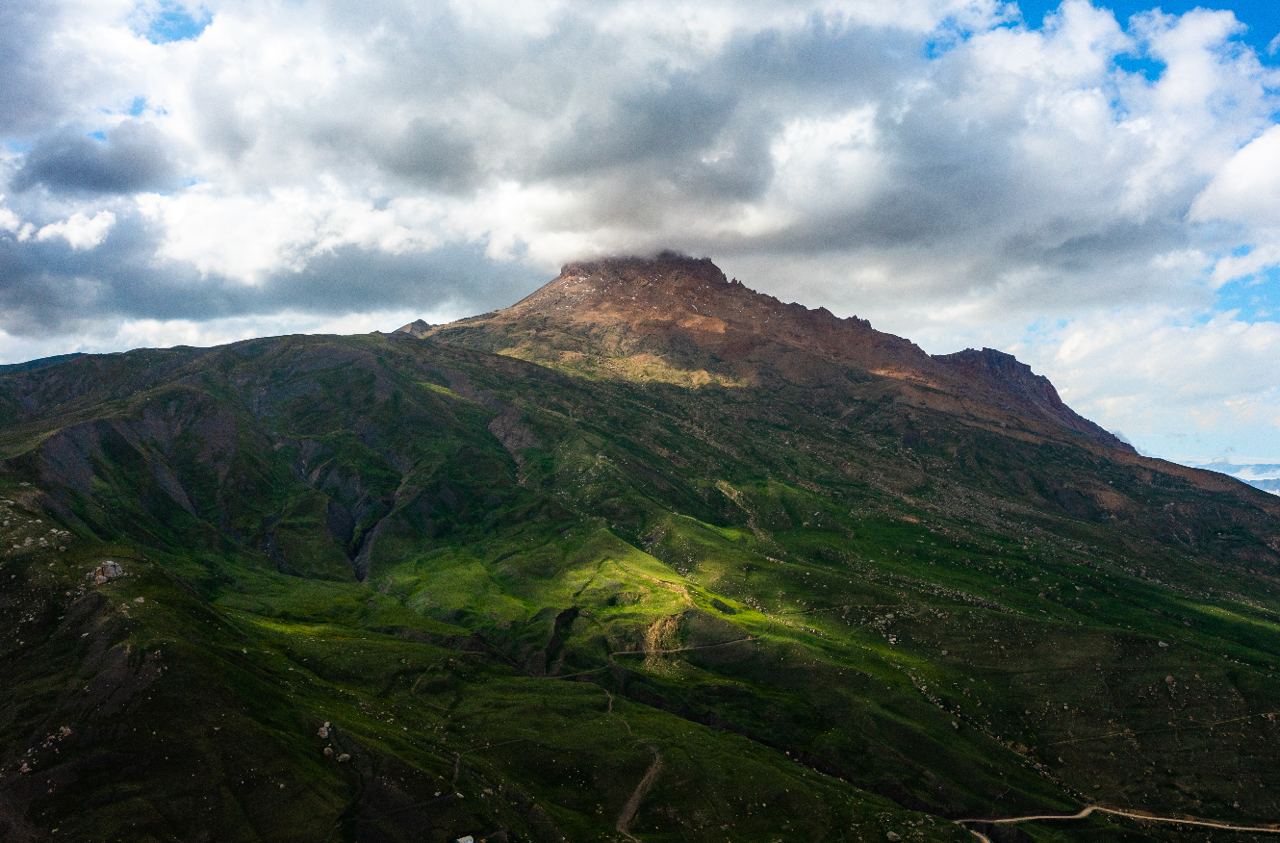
34, 210, 116, 249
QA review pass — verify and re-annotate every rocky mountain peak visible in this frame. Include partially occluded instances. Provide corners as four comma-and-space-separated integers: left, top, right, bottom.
558, 251, 730, 288
498, 252, 874, 340
412, 253, 1130, 452
501, 252, 746, 326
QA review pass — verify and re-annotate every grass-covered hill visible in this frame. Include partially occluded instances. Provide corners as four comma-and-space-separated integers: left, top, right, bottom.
1, 255, 1279, 842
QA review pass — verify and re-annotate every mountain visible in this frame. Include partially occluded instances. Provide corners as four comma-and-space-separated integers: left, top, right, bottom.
0, 352, 85, 375
2, 254, 1279, 842
433, 253, 1127, 450
1199, 462, 1280, 495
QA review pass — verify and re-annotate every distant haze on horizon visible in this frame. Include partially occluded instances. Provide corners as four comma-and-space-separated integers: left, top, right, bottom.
1, 0, 1278, 465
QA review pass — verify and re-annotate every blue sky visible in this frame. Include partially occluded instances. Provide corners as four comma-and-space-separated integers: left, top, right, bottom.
139, 1, 210, 44
1021, 0, 1279, 49
0, 0, 1278, 465
1217, 268, 1280, 321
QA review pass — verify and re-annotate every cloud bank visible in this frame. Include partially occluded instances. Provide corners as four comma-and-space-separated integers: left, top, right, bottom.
0, 0, 1278, 461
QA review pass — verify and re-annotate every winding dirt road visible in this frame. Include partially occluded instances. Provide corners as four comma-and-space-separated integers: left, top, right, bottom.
955, 805, 1280, 838
616, 746, 663, 841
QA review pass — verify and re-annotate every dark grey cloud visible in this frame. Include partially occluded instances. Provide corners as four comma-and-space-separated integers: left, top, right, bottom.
720, 13, 922, 101
378, 119, 478, 191
0, 2, 62, 134
539, 75, 738, 177
306, 117, 481, 194
12, 121, 179, 195
0, 208, 538, 336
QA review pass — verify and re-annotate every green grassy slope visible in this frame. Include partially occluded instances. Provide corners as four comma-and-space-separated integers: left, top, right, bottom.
1, 329, 1278, 842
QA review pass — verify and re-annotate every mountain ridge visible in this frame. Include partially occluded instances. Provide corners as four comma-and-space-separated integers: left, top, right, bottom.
408, 253, 1129, 452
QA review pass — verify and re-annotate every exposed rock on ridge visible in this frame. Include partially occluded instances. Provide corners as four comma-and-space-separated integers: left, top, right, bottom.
396, 319, 433, 338
412, 252, 1129, 452
934, 347, 1116, 448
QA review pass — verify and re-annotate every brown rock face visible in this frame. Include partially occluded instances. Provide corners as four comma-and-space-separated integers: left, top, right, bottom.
414, 252, 1129, 452
933, 347, 1110, 445
493, 252, 921, 375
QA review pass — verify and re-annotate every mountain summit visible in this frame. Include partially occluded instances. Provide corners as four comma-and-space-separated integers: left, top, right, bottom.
412, 252, 1127, 450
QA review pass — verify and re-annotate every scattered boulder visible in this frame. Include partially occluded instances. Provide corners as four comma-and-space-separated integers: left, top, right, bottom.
86, 561, 124, 585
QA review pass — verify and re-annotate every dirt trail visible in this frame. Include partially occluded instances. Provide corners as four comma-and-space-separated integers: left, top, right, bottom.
714, 480, 781, 551
609, 636, 757, 661
642, 616, 678, 671
538, 636, 757, 680
955, 805, 1280, 837
616, 746, 663, 841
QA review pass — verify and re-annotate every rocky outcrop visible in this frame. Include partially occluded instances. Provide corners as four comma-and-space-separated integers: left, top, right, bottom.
933, 347, 1132, 451
396, 319, 434, 338
86, 561, 124, 585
